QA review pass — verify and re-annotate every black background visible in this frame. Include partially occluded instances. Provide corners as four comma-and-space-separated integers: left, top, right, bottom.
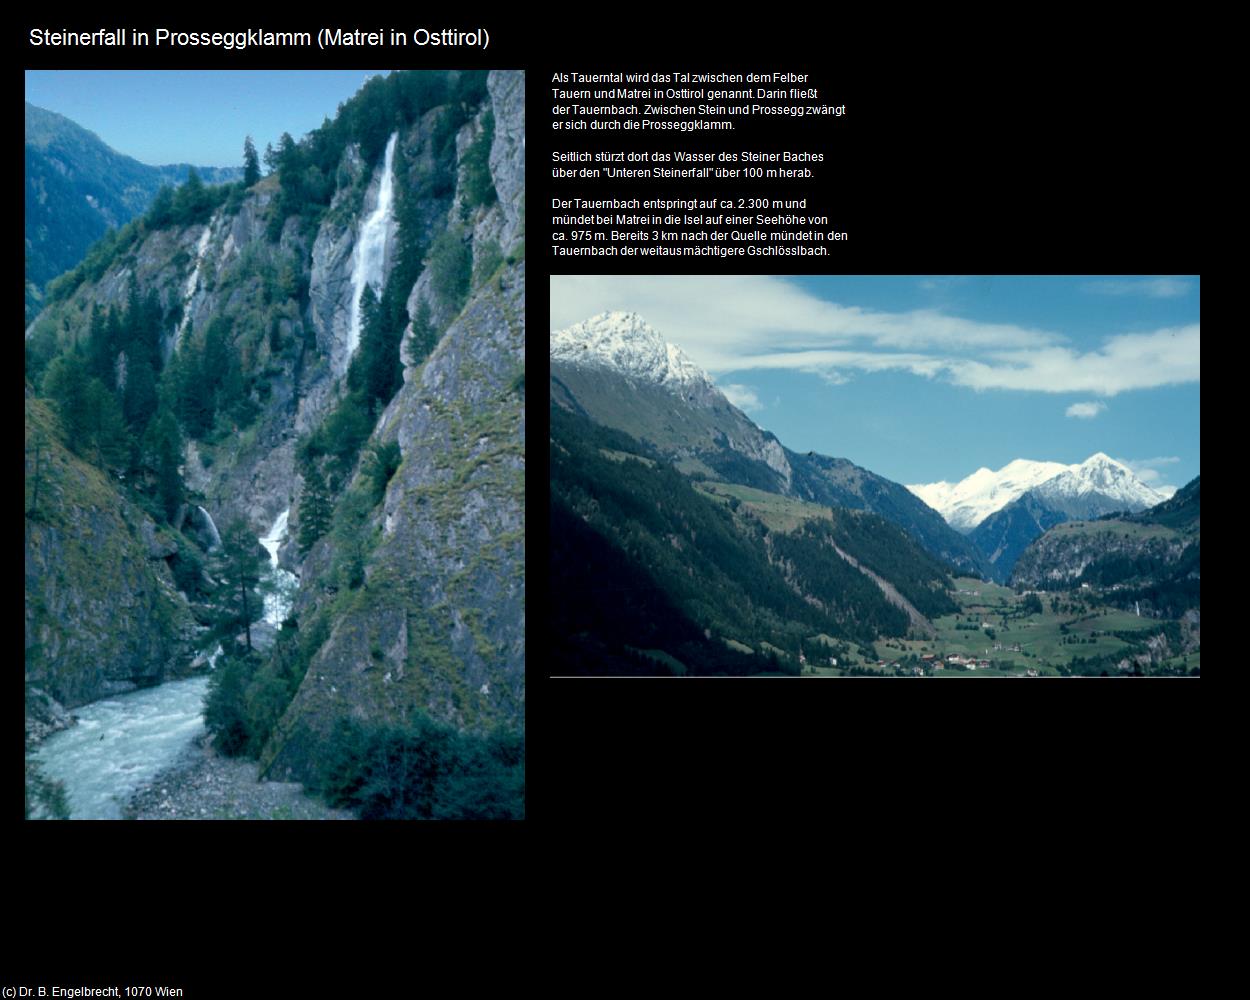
17, 13, 1203, 950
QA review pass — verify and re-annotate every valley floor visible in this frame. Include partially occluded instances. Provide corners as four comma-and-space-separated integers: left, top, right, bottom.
799, 578, 1198, 677
123, 734, 353, 820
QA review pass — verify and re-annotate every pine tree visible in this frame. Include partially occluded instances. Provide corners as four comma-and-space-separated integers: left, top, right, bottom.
84, 378, 129, 469
42, 354, 91, 450
86, 304, 113, 381
207, 519, 267, 653
122, 355, 158, 433
174, 167, 207, 224
298, 464, 333, 554
105, 306, 125, 387
173, 333, 213, 439
26, 429, 48, 520
405, 299, 437, 369
243, 135, 261, 187
143, 408, 183, 524
218, 346, 246, 418
147, 185, 175, 228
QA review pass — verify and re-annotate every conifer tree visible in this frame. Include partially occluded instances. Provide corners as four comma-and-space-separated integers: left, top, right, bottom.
143, 408, 183, 523
147, 185, 175, 228
42, 354, 91, 449
84, 378, 129, 469
207, 519, 267, 653
174, 167, 207, 224
298, 464, 334, 554
122, 355, 158, 432
243, 135, 261, 187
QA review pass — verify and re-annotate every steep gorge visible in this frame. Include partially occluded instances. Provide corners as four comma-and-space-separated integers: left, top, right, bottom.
25, 70, 525, 807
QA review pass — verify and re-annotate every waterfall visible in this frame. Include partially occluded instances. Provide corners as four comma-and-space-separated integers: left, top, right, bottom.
175, 221, 214, 349
345, 131, 399, 367
197, 505, 222, 551
259, 508, 290, 569
259, 508, 297, 626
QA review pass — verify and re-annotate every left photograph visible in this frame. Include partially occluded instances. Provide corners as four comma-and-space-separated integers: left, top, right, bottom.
25, 69, 525, 819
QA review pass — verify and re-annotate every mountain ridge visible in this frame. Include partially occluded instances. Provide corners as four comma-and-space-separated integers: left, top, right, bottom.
25, 101, 242, 322
550, 311, 991, 579
909, 453, 1169, 532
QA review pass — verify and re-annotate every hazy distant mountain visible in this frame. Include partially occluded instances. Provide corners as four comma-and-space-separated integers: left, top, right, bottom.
25, 102, 241, 321
551, 311, 991, 578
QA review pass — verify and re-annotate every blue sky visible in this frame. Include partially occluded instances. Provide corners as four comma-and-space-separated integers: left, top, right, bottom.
550, 275, 1201, 492
25, 70, 391, 167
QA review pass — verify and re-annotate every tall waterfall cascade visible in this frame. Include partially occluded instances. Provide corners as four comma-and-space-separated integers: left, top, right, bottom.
174, 220, 215, 349
344, 131, 399, 369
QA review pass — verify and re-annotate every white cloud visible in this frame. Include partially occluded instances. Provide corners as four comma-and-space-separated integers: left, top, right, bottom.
1116, 456, 1181, 487
1083, 277, 1193, 298
1066, 401, 1107, 419
719, 383, 763, 412
945, 326, 1200, 395
550, 275, 1058, 370
550, 277, 1201, 396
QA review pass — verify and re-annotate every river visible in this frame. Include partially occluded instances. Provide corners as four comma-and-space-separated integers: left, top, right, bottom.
29, 509, 296, 819
30, 676, 210, 819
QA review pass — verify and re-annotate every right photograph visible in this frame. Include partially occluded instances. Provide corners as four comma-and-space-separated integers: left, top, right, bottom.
549, 274, 1200, 678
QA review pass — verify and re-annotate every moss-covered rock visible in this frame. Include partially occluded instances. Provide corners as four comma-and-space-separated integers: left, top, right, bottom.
24, 396, 197, 712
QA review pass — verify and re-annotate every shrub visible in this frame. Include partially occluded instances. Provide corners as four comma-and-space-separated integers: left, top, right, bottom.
318, 712, 524, 820
363, 440, 402, 506
204, 650, 258, 756
473, 237, 503, 289
460, 110, 497, 209
428, 229, 471, 315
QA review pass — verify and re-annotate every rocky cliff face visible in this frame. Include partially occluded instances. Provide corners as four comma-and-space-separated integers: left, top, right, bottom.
260, 70, 525, 783
262, 260, 524, 780
1009, 521, 1194, 589
25, 395, 197, 722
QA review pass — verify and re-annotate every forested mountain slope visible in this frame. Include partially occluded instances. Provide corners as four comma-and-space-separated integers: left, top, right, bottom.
25, 101, 241, 322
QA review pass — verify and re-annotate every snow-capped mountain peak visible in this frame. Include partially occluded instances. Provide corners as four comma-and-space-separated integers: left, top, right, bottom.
1033, 453, 1166, 508
909, 453, 1167, 531
908, 458, 1070, 532
551, 312, 717, 395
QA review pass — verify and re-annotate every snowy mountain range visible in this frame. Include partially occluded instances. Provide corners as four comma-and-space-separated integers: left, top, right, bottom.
909, 455, 1172, 532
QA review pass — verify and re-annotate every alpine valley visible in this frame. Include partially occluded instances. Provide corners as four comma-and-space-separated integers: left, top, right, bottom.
25, 70, 525, 819
549, 312, 1199, 679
